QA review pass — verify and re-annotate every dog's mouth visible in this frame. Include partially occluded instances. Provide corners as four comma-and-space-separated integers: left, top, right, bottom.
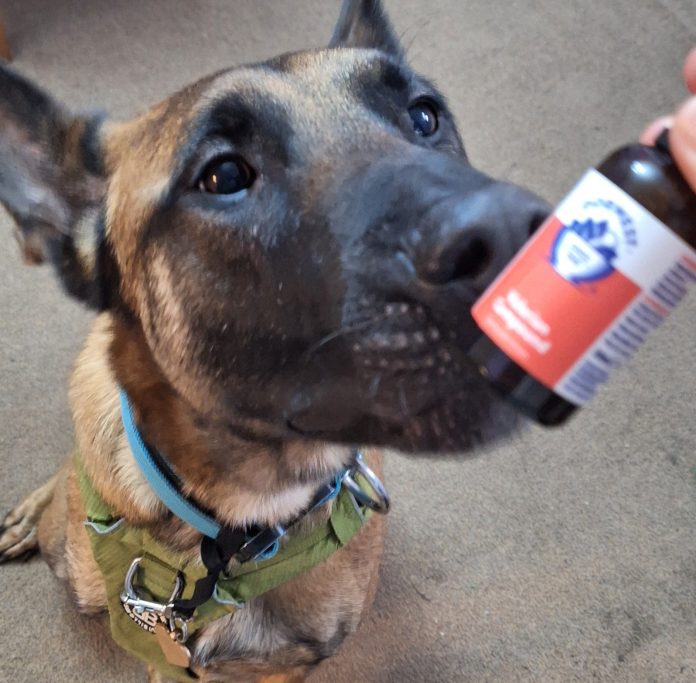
286, 299, 523, 454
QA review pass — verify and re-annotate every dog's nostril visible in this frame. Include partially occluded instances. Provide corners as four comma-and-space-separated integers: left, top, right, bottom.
450, 236, 492, 281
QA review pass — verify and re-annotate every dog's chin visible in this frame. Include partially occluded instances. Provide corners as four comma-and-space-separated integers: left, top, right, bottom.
286, 362, 525, 456
284, 301, 528, 455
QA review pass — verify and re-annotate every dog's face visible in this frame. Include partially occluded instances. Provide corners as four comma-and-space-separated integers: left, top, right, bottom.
0, 0, 548, 454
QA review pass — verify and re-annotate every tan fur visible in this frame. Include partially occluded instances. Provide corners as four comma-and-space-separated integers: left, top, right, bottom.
64, 466, 110, 612
36, 460, 71, 578
0, 473, 57, 559
70, 315, 167, 524
102, 79, 212, 314
0, 312, 386, 678
1, 32, 400, 683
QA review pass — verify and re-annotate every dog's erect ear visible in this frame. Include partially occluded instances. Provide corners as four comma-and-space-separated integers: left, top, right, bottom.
0, 65, 108, 304
329, 0, 403, 58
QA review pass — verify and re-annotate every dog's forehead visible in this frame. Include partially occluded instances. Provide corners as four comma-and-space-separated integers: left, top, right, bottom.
103, 48, 412, 280
203, 48, 397, 110
190, 48, 409, 145
106, 48, 407, 183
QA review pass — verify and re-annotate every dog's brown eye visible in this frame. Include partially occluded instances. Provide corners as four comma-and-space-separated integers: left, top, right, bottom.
198, 156, 255, 195
409, 100, 439, 137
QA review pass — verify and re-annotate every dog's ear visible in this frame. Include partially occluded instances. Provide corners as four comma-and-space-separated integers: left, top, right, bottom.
0, 65, 108, 304
329, 0, 403, 58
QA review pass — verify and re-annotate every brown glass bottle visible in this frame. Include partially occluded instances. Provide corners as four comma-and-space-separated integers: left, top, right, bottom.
468, 131, 696, 426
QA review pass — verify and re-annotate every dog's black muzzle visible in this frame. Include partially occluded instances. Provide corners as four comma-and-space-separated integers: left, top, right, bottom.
333, 150, 550, 321
285, 149, 550, 451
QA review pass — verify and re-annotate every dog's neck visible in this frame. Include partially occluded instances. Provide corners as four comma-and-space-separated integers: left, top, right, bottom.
70, 314, 352, 550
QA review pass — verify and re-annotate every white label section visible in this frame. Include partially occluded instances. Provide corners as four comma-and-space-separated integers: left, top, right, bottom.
553, 171, 696, 405
556, 169, 696, 292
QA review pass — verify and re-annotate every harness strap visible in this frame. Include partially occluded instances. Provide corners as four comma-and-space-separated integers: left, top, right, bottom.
171, 529, 246, 619
76, 450, 380, 683
169, 474, 343, 618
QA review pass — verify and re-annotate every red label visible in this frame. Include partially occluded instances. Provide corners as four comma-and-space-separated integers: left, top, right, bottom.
472, 216, 640, 390
473, 170, 696, 405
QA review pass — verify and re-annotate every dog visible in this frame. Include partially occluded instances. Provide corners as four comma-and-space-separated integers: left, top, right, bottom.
0, 1, 549, 681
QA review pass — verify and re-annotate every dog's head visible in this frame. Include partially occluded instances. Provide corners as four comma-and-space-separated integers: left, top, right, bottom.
0, 0, 548, 454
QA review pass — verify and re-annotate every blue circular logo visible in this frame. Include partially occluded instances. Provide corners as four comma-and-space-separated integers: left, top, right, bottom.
551, 199, 637, 284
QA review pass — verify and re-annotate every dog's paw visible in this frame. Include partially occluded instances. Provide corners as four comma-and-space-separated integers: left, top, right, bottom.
0, 509, 39, 563
0, 476, 57, 564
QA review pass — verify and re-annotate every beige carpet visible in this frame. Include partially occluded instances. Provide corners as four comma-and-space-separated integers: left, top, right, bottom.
1, 1, 695, 681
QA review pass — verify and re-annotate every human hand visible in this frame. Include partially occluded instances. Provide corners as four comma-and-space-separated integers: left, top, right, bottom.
641, 48, 696, 191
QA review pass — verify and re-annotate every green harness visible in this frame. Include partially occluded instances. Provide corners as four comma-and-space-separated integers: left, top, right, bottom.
77, 453, 376, 682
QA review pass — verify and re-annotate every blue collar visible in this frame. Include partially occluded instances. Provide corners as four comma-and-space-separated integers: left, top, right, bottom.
118, 389, 349, 556
118, 387, 389, 618
119, 389, 223, 538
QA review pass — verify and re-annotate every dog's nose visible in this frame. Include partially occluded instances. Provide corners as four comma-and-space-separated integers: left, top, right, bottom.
411, 183, 549, 289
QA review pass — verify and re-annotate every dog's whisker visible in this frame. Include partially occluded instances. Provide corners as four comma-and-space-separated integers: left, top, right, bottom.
303, 316, 387, 359
367, 372, 383, 399
398, 385, 411, 418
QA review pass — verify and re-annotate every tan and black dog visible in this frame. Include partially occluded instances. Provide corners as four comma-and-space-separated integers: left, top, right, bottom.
0, 1, 548, 681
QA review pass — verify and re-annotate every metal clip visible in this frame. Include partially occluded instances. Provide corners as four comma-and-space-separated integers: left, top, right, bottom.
120, 557, 189, 640
341, 450, 390, 514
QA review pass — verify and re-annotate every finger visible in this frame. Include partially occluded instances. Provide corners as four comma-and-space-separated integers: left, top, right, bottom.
640, 116, 674, 145
684, 47, 696, 94
670, 97, 696, 191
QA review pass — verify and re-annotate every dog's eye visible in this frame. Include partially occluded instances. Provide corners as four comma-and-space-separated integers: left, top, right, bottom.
198, 156, 256, 195
408, 100, 439, 137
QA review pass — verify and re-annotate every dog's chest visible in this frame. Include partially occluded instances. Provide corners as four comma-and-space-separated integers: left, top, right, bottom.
191, 570, 364, 676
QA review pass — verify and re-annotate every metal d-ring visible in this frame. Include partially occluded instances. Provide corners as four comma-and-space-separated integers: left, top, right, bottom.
342, 450, 390, 514
120, 557, 185, 627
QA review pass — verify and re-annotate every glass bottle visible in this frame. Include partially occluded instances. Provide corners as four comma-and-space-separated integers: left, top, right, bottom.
469, 131, 696, 425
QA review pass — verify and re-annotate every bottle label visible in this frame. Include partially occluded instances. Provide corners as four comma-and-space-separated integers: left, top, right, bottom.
472, 169, 696, 405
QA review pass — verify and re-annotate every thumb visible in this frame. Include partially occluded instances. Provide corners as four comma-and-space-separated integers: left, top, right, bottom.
670, 97, 696, 192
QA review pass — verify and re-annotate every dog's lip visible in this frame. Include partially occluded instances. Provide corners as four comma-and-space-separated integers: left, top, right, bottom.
284, 300, 521, 447
286, 347, 486, 438
284, 378, 366, 435
286, 385, 526, 455
284, 394, 439, 440
283, 363, 444, 438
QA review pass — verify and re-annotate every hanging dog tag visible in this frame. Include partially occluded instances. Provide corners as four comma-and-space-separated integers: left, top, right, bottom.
154, 623, 192, 668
